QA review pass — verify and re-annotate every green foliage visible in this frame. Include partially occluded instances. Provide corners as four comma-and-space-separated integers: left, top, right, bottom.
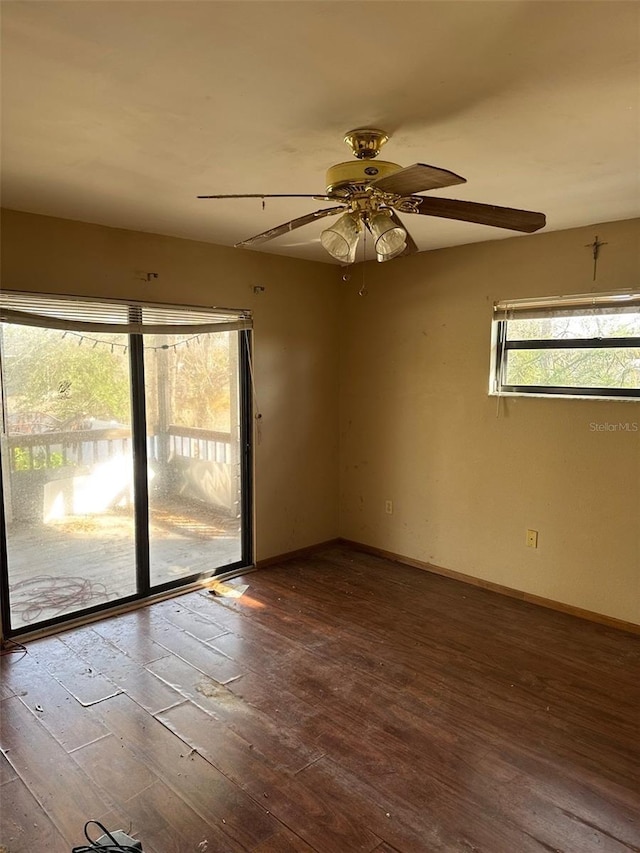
507, 313, 640, 341
504, 314, 640, 390
506, 347, 640, 389
144, 332, 232, 431
13, 447, 67, 471
3, 324, 236, 436
3, 325, 130, 423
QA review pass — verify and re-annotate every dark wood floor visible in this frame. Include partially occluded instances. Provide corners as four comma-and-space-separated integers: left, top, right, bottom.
1, 545, 639, 853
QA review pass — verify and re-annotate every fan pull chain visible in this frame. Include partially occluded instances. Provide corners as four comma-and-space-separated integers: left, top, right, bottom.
358, 225, 368, 297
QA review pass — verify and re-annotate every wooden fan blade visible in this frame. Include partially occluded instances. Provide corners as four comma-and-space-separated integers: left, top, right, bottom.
371, 163, 466, 195
388, 210, 419, 256
409, 196, 545, 232
198, 193, 335, 200
235, 206, 346, 247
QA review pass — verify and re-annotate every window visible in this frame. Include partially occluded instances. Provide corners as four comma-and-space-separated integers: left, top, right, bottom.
491, 291, 640, 399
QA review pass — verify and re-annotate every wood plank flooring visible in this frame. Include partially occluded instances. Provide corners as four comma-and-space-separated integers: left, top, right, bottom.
1, 544, 639, 852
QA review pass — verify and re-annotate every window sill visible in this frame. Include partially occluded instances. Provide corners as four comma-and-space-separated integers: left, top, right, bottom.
488, 390, 640, 403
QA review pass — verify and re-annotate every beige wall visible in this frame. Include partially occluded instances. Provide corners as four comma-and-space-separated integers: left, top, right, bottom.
0, 209, 340, 561
339, 218, 640, 625
2, 209, 638, 625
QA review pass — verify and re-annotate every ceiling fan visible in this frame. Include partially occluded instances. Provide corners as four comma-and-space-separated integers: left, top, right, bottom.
198, 128, 546, 264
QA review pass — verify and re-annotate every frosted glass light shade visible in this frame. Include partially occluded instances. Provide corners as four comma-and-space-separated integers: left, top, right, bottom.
321, 212, 361, 262
376, 241, 406, 262
368, 211, 406, 258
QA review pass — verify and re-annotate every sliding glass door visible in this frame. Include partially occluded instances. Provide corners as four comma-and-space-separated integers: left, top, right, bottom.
1, 325, 137, 629
0, 294, 252, 637
143, 330, 243, 587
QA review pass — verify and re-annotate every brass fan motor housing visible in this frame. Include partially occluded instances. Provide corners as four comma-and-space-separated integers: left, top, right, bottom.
325, 160, 402, 195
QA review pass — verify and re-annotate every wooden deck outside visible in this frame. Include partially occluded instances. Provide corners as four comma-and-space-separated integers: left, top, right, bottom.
1, 544, 638, 852
2, 423, 242, 631
5, 498, 241, 630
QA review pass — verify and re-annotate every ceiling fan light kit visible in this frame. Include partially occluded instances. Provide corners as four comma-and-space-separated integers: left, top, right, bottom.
367, 210, 407, 259
198, 127, 546, 264
320, 211, 362, 263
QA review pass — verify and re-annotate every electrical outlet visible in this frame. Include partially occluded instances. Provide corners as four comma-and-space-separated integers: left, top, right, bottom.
385, 500, 393, 514
526, 529, 538, 548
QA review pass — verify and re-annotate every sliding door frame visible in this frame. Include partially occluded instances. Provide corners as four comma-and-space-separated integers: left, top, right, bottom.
129, 330, 151, 599
0, 307, 253, 640
239, 330, 254, 567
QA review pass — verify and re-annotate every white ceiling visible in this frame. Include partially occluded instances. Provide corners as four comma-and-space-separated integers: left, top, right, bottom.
2, 1, 639, 264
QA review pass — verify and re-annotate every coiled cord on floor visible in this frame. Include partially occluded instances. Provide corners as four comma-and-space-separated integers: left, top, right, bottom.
9, 575, 110, 623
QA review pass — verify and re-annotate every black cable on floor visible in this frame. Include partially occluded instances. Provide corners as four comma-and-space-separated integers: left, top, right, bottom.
0, 638, 27, 658
71, 820, 141, 852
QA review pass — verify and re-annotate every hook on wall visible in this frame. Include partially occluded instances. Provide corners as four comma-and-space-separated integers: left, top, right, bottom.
137, 272, 159, 283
